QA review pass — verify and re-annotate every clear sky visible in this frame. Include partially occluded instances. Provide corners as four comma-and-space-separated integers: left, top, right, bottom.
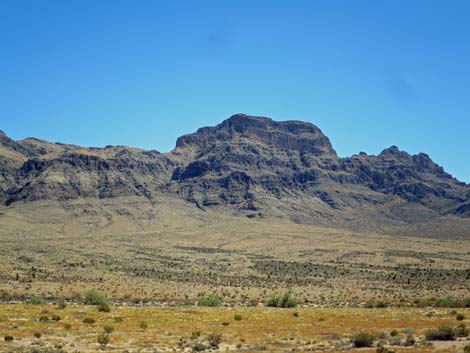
1, 1, 469, 182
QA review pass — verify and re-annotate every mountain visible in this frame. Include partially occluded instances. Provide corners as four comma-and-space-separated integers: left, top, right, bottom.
1, 114, 469, 236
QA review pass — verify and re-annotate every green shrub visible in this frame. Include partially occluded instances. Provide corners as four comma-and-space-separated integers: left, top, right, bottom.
4, 335, 14, 341
222, 321, 229, 326
51, 314, 61, 321
265, 289, 298, 308
84, 289, 112, 312
351, 332, 375, 347
34, 332, 42, 339
103, 325, 114, 334
83, 317, 96, 324
207, 333, 222, 348
27, 296, 45, 305
57, 301, 67, 310
425, 326, 455, 341
390, 329, 398, 337
192, 343, 206, 351
457, 313, 466, 321
97, 332, 110, 348
191, 331, 201, 340
39, 315, 49, 322
198, 294, 221, 307
233, 314, 242, 321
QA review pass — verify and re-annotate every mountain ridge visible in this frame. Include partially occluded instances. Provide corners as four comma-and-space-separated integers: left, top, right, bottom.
1, 114, 469, 235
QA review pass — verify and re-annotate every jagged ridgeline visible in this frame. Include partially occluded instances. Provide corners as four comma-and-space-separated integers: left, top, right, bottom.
0, 114, 469, 234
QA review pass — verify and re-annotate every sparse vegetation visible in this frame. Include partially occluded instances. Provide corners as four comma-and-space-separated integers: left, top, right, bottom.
351, 331, 375, 347
97, 332, 110, 348
425, 326, 455, 340
4, 335, 14, 342
26, 296, 45, 305
84, 289, 111, 312
83, 317, 96, 324
198, 294, 221, 307
103, 325, 114, 333
265, 289, 298, 308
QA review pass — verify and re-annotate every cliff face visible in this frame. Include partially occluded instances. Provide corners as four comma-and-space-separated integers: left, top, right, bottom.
1, 114, 469, 228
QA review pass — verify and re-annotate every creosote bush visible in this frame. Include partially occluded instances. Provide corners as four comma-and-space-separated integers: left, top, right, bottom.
97, 332, 110, 348
198, 294, 221, 307
233, 314, 242, 321
83, 317, 96, 324
103, 325, 115, 334
4, 335, 14, 341
84, 289, 112, 312
27, 295, 45, 305
207, 333, 222, 348
425, 326, 455, 341
265, 289, 298, 308
351, 332, 375, 347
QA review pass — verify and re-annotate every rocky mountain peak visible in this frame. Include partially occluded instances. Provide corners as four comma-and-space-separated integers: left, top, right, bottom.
176, 114, 336, 156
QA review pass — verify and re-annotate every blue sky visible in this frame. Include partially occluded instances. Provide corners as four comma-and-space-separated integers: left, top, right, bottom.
1, 1, 469, 182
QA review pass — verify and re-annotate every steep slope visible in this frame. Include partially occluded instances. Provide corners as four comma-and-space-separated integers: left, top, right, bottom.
0, 114, 469, 234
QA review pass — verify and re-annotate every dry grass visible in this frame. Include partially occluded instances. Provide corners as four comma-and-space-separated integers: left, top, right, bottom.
0, 303, 469, 352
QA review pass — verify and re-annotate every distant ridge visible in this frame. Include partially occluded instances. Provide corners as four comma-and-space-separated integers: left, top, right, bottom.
1, 114, 469, 235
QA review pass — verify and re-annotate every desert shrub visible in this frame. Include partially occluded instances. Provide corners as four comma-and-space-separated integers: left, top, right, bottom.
457, 313, 466, 321
4, 335, 14, 341
51, 314, 61, 321
84, 289, 111, 312
234, 314, 242, 321
455, 324, 469, 337
425, 326, 455, 340
103, 325, 114, 334
57, 301, 67, 310
265, 289, 298, 308
139, 321, 148, 330
83, 317, 96, 324
34, 332, 42, 339
222, 321, 229, 326
351, 332, 375, 347
207, 333, 222, 348
376, 348, 395, 353
97, 332, 110, 348
405, 334, 415, 346
191, 331, 201, 340
63, 323, 71, 330
39, 315, 49, 322
198, 294, 221, 307
390, 329, 398, 337
27, 296, 45, 305
192, 342, 206, 351
464, 344, 470, 353
113, 316, 123, 323
293, 311, 299, 317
